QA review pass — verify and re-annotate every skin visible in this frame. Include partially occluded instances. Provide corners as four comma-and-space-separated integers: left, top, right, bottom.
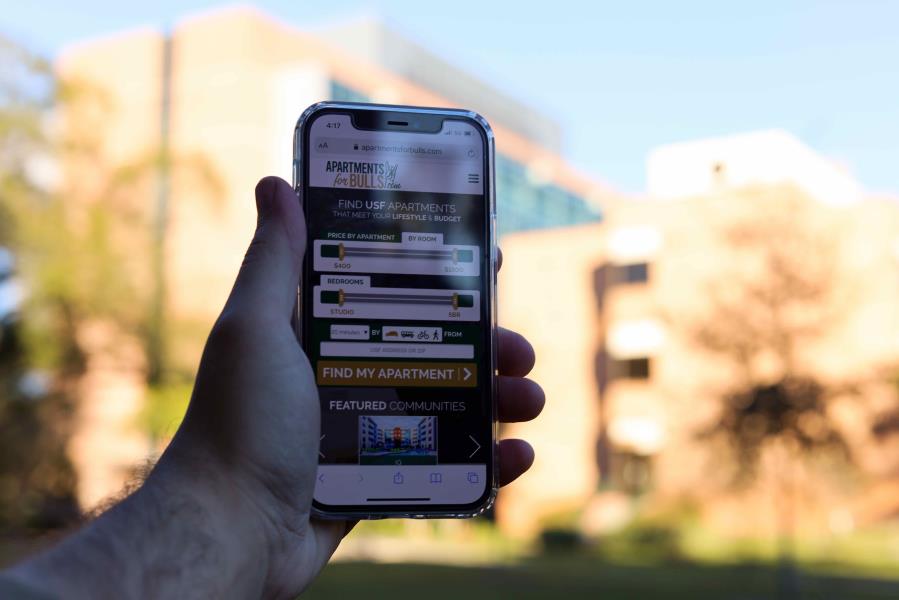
0, 176, 545, 599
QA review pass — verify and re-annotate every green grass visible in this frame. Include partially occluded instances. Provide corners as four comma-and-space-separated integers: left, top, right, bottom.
303, 556, 899, 600
5, 531, 899, 599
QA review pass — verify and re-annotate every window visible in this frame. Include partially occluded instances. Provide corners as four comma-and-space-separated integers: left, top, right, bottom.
609, 262, 649, 285
609, 356, 651, 380
495, 154, 601, 238
607, 449, 653, 495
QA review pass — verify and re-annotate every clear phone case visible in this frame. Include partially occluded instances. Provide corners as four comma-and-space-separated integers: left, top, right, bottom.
293, 102, 498, 519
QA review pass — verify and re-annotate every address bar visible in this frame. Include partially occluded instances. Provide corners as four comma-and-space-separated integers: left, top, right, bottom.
314, 137, 479, 161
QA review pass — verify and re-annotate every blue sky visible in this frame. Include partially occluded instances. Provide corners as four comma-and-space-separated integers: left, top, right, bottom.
4, 1, 898, 195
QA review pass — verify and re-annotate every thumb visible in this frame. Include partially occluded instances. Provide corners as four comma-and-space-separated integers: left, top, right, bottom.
224, 176, 306, 320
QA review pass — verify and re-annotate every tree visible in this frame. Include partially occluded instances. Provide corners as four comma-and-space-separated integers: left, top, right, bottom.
684, 187, 858, 597
0, 34, 81, 531
690, 189, 854, 481
0, 34, 221, 528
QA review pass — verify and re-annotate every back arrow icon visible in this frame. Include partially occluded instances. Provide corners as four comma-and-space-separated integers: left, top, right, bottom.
318, 473, 325, 483
468, 435, 481, 458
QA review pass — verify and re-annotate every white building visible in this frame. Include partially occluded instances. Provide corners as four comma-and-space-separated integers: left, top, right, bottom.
647, 129, 862, 205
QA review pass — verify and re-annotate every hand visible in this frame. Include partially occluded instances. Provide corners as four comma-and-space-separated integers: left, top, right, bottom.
1, 176, 544, 600
161, 176, 544, 597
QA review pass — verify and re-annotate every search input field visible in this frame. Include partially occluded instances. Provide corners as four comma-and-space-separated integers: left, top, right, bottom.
320, 341, 474, 359
314, 137, 479, 161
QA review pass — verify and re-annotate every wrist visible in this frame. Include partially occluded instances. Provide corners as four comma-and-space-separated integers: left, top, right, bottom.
156, 435, 329, 598
149, 441, 277, 594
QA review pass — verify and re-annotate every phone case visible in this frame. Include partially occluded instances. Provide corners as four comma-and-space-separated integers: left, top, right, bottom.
293, 101, 498, 519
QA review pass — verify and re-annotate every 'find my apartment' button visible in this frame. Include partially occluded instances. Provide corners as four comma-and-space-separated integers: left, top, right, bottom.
317, 360, 477, 387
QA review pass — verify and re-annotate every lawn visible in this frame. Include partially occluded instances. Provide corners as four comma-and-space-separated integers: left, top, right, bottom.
303, 557, 899, 600
5, 534, 899, 598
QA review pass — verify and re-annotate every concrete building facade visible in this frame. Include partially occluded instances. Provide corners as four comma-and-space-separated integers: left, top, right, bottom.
499, 135, 899, 537
55, 7, 899, 541
55, 6, 608, 509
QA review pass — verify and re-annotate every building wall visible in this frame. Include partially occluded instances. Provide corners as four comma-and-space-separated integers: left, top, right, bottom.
647, 130, 862, 206
498, 185, 899, 537
60, 5, 607, 344
55, 5, 609, 508
497, 224, 605, 537
322, 18, 563, 154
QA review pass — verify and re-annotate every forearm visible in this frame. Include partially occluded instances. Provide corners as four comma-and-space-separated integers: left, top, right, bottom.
2, 457, 271, 600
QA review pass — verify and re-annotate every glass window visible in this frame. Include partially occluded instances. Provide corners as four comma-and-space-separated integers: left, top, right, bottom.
609, 356, 651, 380
608, 449, 653, 495
609, 262, 649, 285
495, 154, 601, 238
329, 81, 369, 103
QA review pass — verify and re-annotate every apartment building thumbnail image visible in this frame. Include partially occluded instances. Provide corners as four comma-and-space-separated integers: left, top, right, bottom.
359, 415, 437, 465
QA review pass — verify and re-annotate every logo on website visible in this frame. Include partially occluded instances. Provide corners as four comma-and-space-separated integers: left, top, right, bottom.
325, 160, 401, 190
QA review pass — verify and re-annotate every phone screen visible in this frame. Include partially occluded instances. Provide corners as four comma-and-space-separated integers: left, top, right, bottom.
300, 108, 494, 514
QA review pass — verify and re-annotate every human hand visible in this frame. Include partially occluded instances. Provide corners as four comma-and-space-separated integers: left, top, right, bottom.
146, 176, 545, 597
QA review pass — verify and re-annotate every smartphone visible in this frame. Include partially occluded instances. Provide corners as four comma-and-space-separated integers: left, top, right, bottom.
293, 102, 497, 519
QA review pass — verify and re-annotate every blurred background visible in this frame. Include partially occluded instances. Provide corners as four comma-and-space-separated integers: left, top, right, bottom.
3, 2, 899, 598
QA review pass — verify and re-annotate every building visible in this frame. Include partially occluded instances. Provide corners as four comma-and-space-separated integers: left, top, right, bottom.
56, 5, 607, 341
360, 417, 437, 454
360, 416, 380, 451
55, 6, 610, 508
499, 133, 899, 537
416, 416, 436, 451
647, 129, 862, 206
321, 19, 603, 235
